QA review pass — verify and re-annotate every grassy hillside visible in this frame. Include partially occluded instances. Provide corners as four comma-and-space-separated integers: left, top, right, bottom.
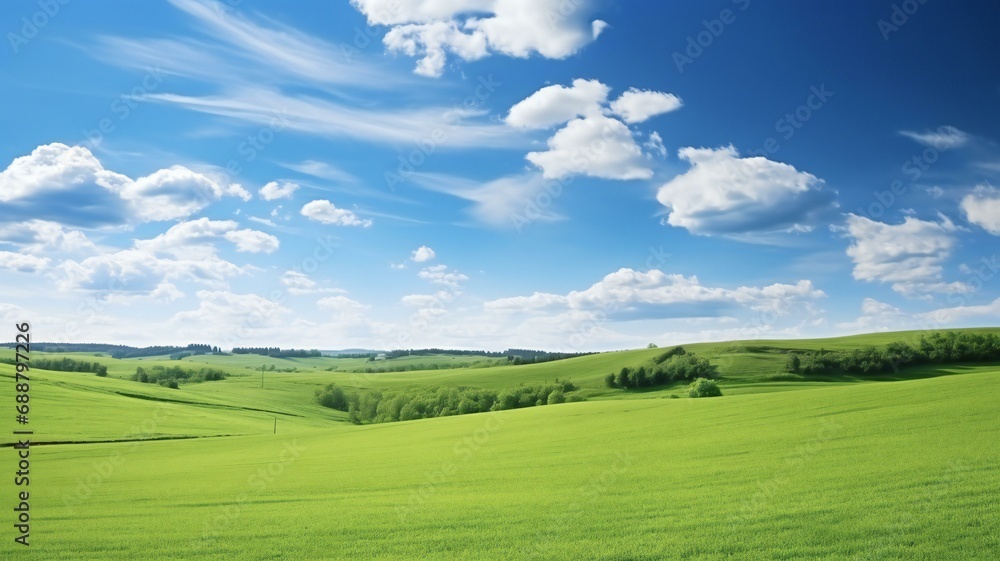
9, 366, 999, 560
3, 329, 999, 559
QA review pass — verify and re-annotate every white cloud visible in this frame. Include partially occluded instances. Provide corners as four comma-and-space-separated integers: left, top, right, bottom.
317, 295, 370, 316
961, 185, 1000, 235
279, 270, 345, 296
0, 252, 51, 272
485, 268, 825, 318
57, 218, 275, 295
418, 264, 468, 290
657, 146, 838, 237
919, 297, 1000, 325
351, 0, 606, 77
410, 172, 564, 228
135, 218, 277, 255
840, 296, 1000, 333
59, 248, 245, 294
259, 181, 299, 201
121, 165, 251, 221
644, 131, 667, 158
0, 220, 97, 253
609, 88, 683, 124
506, 79, 609, 129
0, 143, 248, 226
170, 290, 290, 340
223, 229, 279, 253
900, 125, 969, 149
527, 114, 651, 180
507, 79, 680, 180
300, 200, 373, 227
841, 214, 969, 298
411, 245, 436, 262
836, 298, 909, 332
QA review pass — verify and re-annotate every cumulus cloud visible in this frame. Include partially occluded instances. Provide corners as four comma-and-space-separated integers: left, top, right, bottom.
840, 214, 970, 298
836, 298, 909, 332
0, 220, 97, 253
899, 125, 969, 149
58, 218, 273, 295
961, 185, 1000, 235
411, 245, 436, 262
136, 218, 278, 255
0, 143, 249, 226
259, 181, 299, 201
656, 146, 838, 237
527, 114, 651, 180
317, 295, 370, 319
0, 251, 51, 272
506, 79, 610, 129
508, 79, 680, 180
609, 88, 683, 124
840, 296, 1000, 332
279, 270, 345, 296
485, 268, 825, 318
300, 200, 373, 227
223, 229, 279, 253
351, 0, 606, 77
418, 264, 468, 290
170, 290, 290, 339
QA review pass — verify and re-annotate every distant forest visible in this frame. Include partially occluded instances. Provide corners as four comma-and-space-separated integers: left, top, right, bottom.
0, 342, 218, 359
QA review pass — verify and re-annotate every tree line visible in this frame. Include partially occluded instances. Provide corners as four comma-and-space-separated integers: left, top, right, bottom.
1, 356, 108, 376
130, 366, 228, 388
316, 380, 581, 424
231, 347, 322, 358
351, 358, 510, 373
786, 331, 1000, 375
0, 343, 218, 359
604, 347, 717, 389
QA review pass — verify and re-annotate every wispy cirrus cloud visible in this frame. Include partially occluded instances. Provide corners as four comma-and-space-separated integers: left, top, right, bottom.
93, 0, 522, 150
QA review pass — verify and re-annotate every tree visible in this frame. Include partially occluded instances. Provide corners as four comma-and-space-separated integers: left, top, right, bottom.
547, 390, 565, 404
647, 343, 658, 349
786, 354, 801, 374
604, 373, 617, 388
688, 378, 722, 398
615, 367, 631, 389
633, 366, 649, 388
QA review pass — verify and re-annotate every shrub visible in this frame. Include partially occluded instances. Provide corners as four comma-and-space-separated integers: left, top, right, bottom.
688, 378, 722, 398
317, 381, 582, 424
604, 373, 616, 388
786, 354, 801, 373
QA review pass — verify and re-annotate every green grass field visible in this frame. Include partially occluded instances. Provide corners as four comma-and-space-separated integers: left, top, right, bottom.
3, 330, 999, 559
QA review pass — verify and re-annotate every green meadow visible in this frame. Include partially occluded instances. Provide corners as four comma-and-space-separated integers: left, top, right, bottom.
3, 329, 1000, 559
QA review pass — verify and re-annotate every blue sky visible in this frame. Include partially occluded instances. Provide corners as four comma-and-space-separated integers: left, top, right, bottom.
1, 0, 998, 351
